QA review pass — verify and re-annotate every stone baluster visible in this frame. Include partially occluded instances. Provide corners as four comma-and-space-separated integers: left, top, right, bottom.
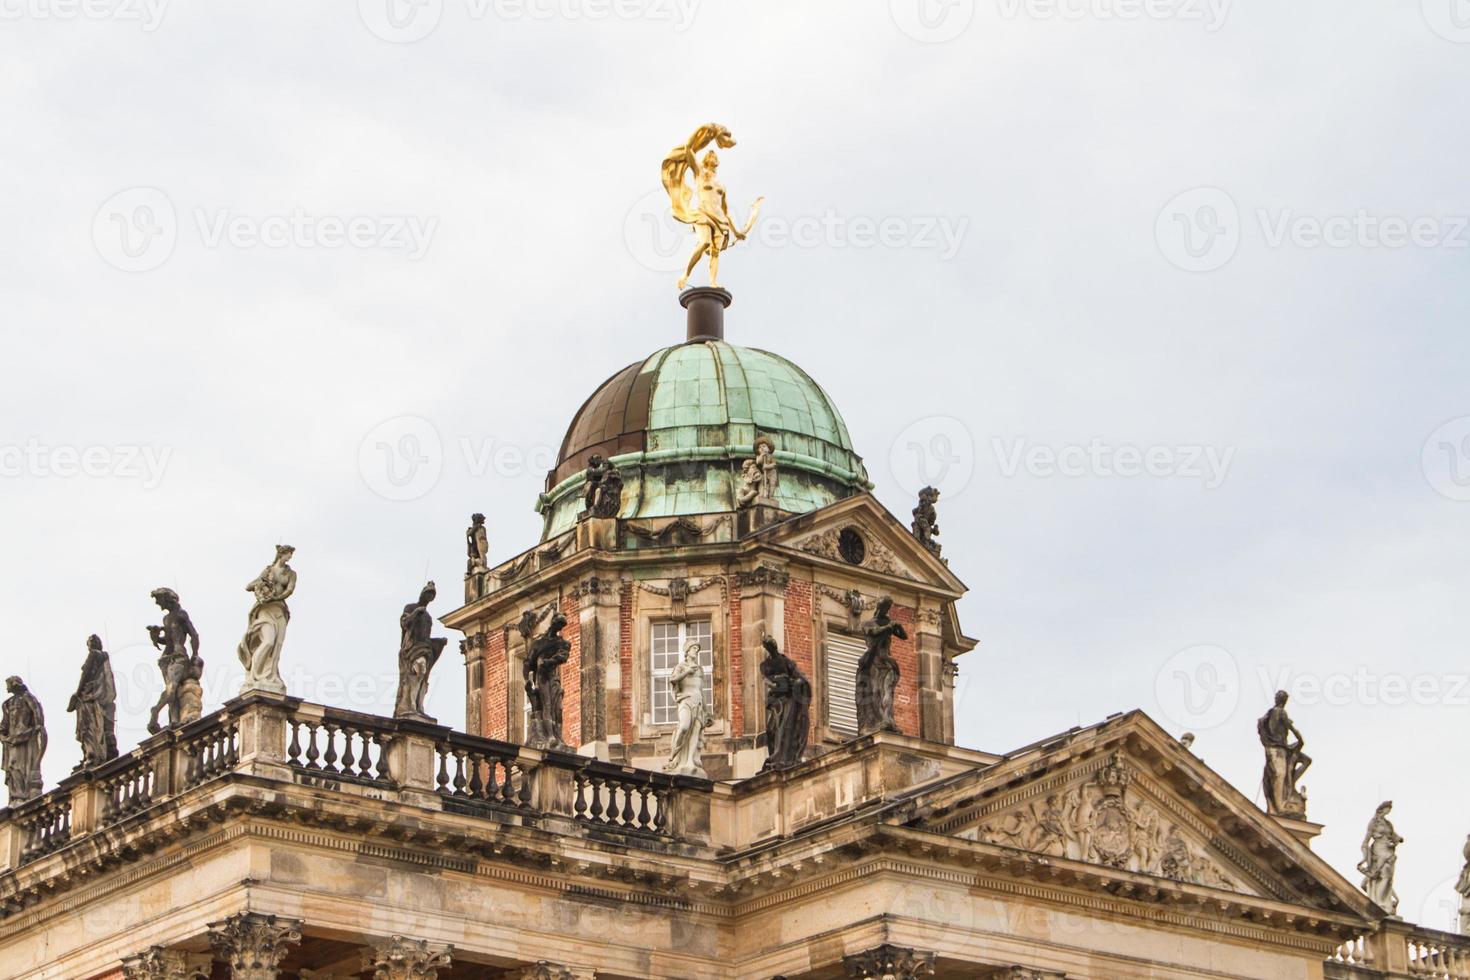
120, 947, 212, 980
842, 944, 937, 979
363, 935, 454, 979
207, 912, 303, 980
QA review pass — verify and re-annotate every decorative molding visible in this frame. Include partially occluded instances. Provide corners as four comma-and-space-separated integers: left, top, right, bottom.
364, 935, 454, 980
573, 576, 618, 598
796, 526, 910, 579
499, 552, 535, 584
635, 576, 724, 600
121, 947, 211, 980
625, 514, 731, 545
512, 962, 588, 980
207, 912, 303, 980
842, 944, 936, 979
734, 565, 790, 589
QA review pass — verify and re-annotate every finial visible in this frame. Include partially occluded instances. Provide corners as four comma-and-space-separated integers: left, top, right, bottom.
660, 123, 763, 292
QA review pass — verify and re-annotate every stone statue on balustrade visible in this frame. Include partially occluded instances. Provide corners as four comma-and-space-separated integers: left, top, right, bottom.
146, 587, 203, 734
1457, 833, 1470, 934
395, 581, 448, 723
1257, 690, 1310, 819
759, 635, 810, 773
69, 634, 118, 770
525, 611, 572, 752
582, 454, 623, 519
855, 596, 907, 736
237, 544, 296, 697
466, 512, 489, 575
664, 642, 711, 778
1358, 800, 1402, 915
911, 486, 942, 559
1, 676, 47, 805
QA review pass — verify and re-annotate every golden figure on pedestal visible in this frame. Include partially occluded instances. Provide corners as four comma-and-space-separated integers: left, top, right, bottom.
661, 123, 764, 290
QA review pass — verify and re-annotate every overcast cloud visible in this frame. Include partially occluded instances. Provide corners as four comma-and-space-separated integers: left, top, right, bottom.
2, 0, 1469, 930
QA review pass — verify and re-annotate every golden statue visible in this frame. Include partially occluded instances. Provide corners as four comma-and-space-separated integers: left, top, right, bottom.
661, 123, 764, 290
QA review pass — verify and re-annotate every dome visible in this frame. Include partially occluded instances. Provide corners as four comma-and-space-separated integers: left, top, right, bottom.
538, 340, 870, 538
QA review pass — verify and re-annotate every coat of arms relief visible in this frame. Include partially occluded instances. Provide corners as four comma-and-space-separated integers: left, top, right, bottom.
959, 753, 1241, 894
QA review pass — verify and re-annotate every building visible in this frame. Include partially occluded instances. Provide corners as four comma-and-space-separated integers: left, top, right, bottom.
0, 288, 1464, 979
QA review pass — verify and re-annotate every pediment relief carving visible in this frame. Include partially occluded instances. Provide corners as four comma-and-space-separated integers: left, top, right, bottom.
953, 753, 1255, 897
793, 525, 915, 581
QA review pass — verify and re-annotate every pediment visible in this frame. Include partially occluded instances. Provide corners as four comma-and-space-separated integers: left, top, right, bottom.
900, 712, 1376, 918
758, 493, 967, 596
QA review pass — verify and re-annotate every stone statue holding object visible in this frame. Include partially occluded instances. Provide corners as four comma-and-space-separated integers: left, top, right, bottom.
1358, 800, 1402, 915
146, 587, 203, 733
237, 544, 296, 697
911, 486, 942, 559
525, 612, 572, 752
661, 122, 763, 290
1257, 690, 1310, 819
664, 642, 711, 778
68, 635, 118, 770
1456, 833, 1470, 934
582, 455, 623, 519
758, 635, 810, 773
855, 596, 907, 736
1, 676, 47, 805
466, 513, 489, 574
395, 582, 448, 723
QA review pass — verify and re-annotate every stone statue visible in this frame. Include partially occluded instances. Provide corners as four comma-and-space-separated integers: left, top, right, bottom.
664, 642, 711, 778
735, 456, 762, 509
759, 635, 810, 773
911, 486, 942, 558
1457, 833, 1470, 934
146, 587, 203, 734
524, 611, 571, 752
1257, 690, 1310, 818
754, 437, 777, 500
395, 582, 448, 723
1, 676, 47, 805
582, 455, 623, 519
855, 596, 908, 735
661, 123, 763, 290
68, 635, 117, 769
1358, 800, 1402, 914
237, 544, 296, 697
466, 513, 489, 574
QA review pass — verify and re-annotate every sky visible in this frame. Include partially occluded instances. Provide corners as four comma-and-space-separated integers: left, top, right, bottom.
2, 0, 1470, 935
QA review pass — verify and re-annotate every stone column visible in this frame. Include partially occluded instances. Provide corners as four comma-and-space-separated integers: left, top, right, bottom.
842, 944, 936, 979
575, 575, 622, 760
736, 565, 789, 740
363, 935, 454, 979
207, 912, 303, 980
913, 605, 946, 742
120, 948, 212, 980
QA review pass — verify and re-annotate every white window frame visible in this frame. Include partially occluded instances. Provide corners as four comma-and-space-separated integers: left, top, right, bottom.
649, 619, 713, 727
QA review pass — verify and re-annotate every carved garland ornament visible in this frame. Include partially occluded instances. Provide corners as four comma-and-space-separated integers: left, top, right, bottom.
971, 753, 1237, 892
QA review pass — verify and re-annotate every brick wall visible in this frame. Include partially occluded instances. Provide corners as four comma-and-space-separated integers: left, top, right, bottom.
561, 594, 582, 746
620, 582, 635, 745
783, 579, 817, 747
891, 602, 920, 737
483, 629, 507, 741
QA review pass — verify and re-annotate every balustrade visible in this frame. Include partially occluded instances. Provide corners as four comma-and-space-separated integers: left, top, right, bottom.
571, 765, 671, 836
435, 736, 532, 809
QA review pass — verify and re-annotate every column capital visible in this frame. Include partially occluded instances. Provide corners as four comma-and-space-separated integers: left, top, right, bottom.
120, 947, 211, 980
514, 961, 596, 980
207, 912, 303, 980
363, 935, 454, 979
995, 968, 1068, 980
842, 944, 936, 980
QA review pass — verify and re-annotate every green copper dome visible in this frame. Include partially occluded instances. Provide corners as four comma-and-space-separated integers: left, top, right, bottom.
539, 340, 870, 538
